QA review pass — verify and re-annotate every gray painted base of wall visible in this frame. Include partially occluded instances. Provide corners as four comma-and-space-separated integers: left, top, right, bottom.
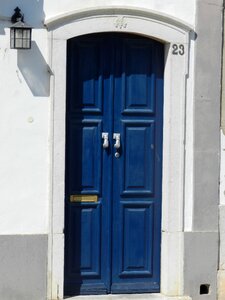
184, 232, 218, 300
0, 235, 48, 300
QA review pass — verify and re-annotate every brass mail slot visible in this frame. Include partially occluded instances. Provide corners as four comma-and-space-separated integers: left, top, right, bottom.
70, 195, 98, 203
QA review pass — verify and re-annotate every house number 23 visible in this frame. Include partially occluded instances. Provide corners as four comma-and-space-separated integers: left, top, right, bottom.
172, 44, 185, 55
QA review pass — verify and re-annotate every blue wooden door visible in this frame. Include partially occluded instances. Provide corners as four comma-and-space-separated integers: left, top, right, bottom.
64, 33, 164, 296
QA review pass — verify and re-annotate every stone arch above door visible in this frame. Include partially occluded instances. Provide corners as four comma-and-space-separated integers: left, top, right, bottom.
47, 7, 194, 300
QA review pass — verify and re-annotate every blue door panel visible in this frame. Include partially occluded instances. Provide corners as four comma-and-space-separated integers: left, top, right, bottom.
121, 203, 154, 276
67, 203, 101, 277
122, 121, 155, 196
67, 119, 102, 194
64, 33, 164, 296
121, 39, 155, 115
68, 40, 103, 114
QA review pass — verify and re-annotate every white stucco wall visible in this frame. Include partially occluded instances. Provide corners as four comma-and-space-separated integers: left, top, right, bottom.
44, 0, 195, 25
0, 1, 49, 234
0, 0, 196, 235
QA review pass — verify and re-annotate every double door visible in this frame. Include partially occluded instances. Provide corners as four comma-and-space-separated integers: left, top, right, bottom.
64, 33, 164, 296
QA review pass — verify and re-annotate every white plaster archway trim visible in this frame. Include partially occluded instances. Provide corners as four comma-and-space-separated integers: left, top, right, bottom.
45, 6, 193, 34
48, 8, 193, 300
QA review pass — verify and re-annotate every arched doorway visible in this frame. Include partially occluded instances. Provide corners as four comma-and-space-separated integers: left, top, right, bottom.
64, 33, 164, 296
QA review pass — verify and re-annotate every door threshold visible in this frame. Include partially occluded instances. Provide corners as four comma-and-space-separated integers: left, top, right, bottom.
65, 294, 191, 300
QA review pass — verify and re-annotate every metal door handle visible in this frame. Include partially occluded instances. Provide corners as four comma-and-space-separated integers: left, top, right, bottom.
113, 133, 121, 149
102, 132, 109, 149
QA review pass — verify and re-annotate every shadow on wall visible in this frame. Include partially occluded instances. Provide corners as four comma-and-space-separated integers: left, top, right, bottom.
17, 41, 50, 97
0, 0, 45, 30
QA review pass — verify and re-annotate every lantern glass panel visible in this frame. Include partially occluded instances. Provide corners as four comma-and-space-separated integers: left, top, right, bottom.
15, 38, 23, 48
11, 28, 15, 38
23, 29, 30, 38
22, 39, 30, 49
10, 29, 14, 48
15, 28, 23, 38
10, 38, 14, 48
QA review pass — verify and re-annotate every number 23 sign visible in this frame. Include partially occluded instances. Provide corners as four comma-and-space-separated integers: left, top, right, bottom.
172, 44, 185, 56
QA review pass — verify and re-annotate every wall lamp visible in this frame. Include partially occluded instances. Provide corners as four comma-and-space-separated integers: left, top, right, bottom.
10, 7, 32, 49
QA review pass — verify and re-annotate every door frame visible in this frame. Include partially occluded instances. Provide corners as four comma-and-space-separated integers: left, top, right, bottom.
45, 7, 194, 299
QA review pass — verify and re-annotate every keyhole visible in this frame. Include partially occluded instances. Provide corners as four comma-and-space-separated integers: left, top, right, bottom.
115, 152, 120, 158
